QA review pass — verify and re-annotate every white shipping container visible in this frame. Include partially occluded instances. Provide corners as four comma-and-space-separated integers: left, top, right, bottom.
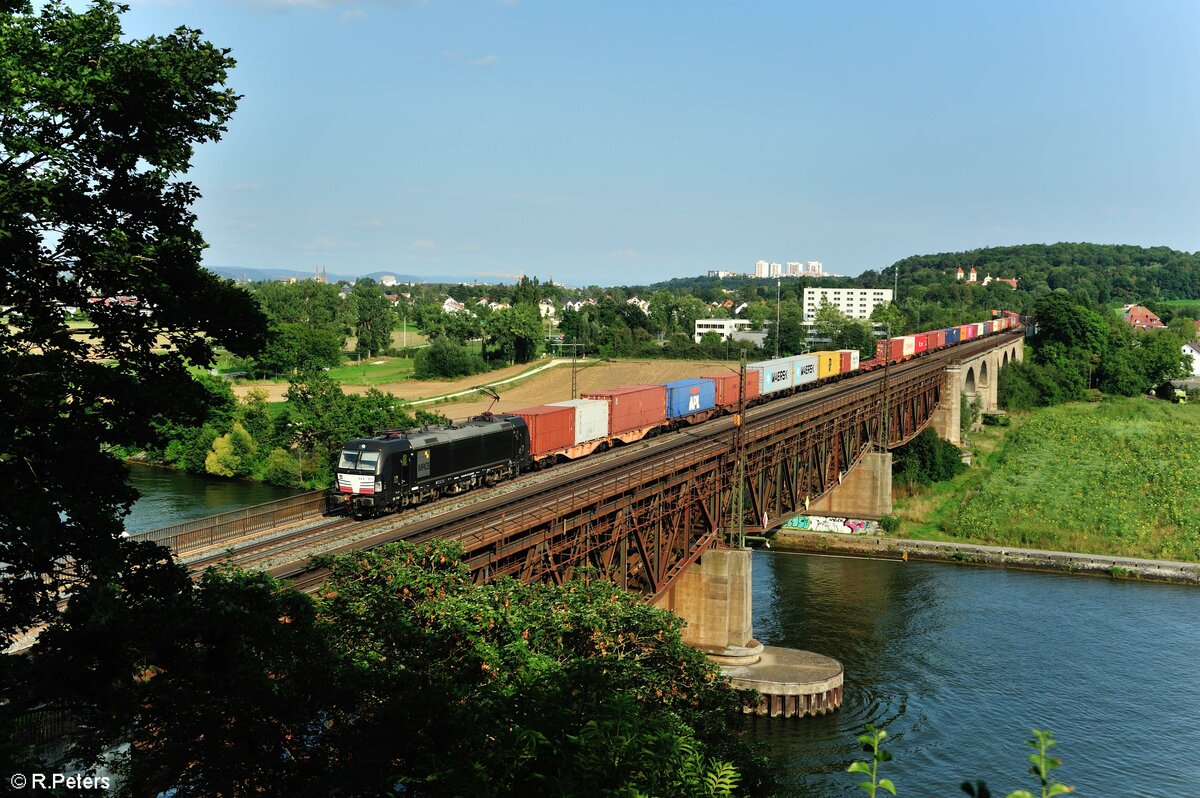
750, 357, 798, 394
792, 355, 819, 387
901, 336, 916, 357
974, 323, 986, 337
840, 349, 861, 371
548, 399, 609, 445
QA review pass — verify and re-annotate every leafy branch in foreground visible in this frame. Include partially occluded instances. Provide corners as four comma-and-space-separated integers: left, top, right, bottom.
847, 724, 896, 796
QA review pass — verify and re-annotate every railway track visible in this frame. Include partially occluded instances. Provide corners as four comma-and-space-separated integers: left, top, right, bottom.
217, 333, 1021, 592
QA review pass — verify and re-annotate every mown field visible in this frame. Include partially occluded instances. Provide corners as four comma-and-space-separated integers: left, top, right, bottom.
895, 397, 1200, 561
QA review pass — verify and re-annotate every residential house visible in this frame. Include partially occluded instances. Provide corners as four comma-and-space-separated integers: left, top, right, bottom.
539, 299, 556, 318
442, 297, 466, 314
1184, 341, 1200, 377
1122, 304, 1166, 330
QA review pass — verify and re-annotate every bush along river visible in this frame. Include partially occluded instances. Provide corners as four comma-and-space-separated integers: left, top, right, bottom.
749, 549, 1200, 797
124, 463, 300, 535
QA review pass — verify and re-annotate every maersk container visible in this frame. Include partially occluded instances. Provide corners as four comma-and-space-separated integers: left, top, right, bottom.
547, 398, 609, 445
944, 327, 961, 345
792, 355, 819, 387
751, 357, 798, 394
664, 378, 716, 419
703, 370, 761, 410
913, 334, 929, 354
580, 384, 667, 435
511, 405, 575, 456
810, 350, 842, 380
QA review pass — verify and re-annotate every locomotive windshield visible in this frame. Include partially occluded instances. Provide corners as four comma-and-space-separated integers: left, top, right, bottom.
338, 449, 381, 473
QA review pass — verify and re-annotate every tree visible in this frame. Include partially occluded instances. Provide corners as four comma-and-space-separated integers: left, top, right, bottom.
485, 304, 543, 364
869, 301, 906, 335
351, 278, 394, 358
413, 337, 486, 379
0, 0, 268, 645
252, 321, 343, 376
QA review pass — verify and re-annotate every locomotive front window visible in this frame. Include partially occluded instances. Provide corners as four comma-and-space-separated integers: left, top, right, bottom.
358, 451, 381, 473
337, 450, 359, 470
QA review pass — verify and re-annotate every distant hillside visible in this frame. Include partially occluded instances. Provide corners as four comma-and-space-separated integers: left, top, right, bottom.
205, 266, 477, 285
880, 243, 1200, 304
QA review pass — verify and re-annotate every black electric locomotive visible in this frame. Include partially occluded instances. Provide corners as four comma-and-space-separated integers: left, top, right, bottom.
330, 413, 531, 517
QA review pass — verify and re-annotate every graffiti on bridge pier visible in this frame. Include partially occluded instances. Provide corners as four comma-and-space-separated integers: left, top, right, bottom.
784, 515, 879, 534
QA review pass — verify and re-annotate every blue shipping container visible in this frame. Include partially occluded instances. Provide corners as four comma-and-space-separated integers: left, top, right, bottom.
663, 378, 716, 419
944, 327, 961, 345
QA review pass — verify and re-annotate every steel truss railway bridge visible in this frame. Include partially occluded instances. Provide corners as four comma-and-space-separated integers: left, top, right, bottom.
138, 332, 1024, 605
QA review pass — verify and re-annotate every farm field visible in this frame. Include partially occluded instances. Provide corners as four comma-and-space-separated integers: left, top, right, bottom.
231, 356, 739, 413
894, 397, 1200, 561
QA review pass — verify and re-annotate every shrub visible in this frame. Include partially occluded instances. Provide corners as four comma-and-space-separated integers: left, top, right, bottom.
262, 447, 302, 488
879, 514, 901, 535
413, 338, 486, 379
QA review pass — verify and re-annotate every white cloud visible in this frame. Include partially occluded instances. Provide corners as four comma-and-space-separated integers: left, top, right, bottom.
467, 54, 499, 68
409, 239, 436, 250
340, 8, 366, 21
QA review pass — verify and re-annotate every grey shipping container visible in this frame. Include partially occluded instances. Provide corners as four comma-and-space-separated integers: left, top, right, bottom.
547, 398, 609, 445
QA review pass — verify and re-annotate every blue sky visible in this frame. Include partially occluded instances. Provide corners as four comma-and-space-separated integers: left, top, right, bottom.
123, 0, 1200, 285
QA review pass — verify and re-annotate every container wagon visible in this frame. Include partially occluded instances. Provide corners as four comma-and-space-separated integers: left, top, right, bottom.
580, 384, 667, 443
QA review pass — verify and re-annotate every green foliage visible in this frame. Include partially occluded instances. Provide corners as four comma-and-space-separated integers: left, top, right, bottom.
252, 321, 344, 377
485, 303, 544, 364
847, 724, 896, 796
205, 422, 255, 477
413, 337, 487, 379
351, 278, 395, 357
951, 399, 1200, 560
894, 429, 966, 488
262, 447, 303, 488
1007, 729, 1074, 798
879, 514, 901, 535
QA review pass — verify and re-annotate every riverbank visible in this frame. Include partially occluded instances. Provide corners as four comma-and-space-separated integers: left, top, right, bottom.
770, 528, 1200, 585
892, 396, 1200, 563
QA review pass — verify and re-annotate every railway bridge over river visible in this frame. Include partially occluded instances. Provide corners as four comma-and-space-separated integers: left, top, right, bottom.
133, 332, 1023, 715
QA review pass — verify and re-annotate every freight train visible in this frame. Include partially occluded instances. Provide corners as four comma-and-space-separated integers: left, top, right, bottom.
330, 312, 1021, 517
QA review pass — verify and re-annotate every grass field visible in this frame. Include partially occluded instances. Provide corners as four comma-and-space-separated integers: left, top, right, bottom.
324, 357, 417, 385
894, 397, 1200, 561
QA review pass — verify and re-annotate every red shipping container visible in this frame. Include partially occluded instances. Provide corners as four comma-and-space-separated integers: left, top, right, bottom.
914, 334, 929, 353
702, 371, 761, 410
511, 405, 575, 456
930, 330, 946, 349
889, 338, 906, 360
839, 351, 853, 373
581, 384, 667, 435
875, 339, 889, 361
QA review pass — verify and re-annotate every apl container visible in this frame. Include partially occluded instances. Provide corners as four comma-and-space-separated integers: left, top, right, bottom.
511, 405, 575, 456
663, 378, 716, 419
547, 398, 609, 445
702, 371, 761, 410
944, 327, 961, 345
810, 350, 842, 380
580, 384, 667, 435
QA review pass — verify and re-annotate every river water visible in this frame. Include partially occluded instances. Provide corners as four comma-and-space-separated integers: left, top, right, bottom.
751, 550, 1200, 797
124, 464, 298, 534
123, 474, 1198, 795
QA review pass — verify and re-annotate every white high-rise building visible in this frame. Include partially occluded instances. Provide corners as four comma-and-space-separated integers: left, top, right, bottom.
769, 262, 782, 277
805, 261, 823, 276
755, 260, 770, 278
803, 287, 893, 321
786, 261, 802, 276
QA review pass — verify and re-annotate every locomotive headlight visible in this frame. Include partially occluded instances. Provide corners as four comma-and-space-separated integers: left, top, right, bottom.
374, 479, 382, 492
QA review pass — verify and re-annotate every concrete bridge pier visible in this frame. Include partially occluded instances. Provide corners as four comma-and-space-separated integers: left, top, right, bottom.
655, 548, 844, 718
808, 451, 893, 517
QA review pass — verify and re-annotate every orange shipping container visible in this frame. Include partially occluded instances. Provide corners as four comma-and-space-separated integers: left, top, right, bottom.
580, 384, 668, 435
511, 405, 575, 456
702, 370, 761, 409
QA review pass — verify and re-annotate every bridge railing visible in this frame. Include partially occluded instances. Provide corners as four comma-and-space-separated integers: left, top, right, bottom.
128, 490, 328, 556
